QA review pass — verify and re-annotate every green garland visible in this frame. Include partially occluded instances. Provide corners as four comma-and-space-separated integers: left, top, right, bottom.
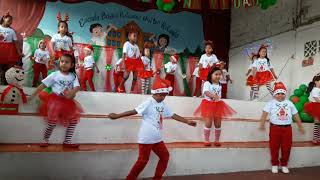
258, 0, 277, 10
156, 0, 176, 12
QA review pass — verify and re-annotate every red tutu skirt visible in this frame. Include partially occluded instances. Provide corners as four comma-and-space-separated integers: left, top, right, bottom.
194, 99, 236, 119
255, 71, 274, 85
39, 92, 83, 126
0, 42, 21, 64
304, 102, 320, 120
199, 67, 211, 81
55, 50, 73, 60
138, 70, 154, 79
246, 75, 257, 86
125, 57, 144, 72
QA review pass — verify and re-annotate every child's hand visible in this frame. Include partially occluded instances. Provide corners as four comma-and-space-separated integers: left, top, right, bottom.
64, 89, 76, 99
212, 94, 220, 101
299, 126, 305, 134
187, 120, 197, 127
108, 113, 119, 119
96, 69, 100, 74
259, 123, 265, 131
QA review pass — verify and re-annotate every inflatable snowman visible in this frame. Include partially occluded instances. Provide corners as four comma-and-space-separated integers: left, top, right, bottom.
0, 66, 27, 104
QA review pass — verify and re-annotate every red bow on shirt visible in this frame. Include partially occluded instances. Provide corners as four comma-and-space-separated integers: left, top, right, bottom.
1, 84, 27, 103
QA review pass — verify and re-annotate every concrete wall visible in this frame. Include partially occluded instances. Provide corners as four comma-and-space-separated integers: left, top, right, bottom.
229, 0, 320, 100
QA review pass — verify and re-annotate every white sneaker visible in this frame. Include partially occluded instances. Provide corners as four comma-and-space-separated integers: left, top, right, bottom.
271, 166, 278, 173
281, 166, 289, 174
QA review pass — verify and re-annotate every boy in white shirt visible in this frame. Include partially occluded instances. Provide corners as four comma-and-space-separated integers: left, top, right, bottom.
32, 40, 50, 87
109, 77, 197, 180
80, 45, 100, 91
259, 82, 304, 174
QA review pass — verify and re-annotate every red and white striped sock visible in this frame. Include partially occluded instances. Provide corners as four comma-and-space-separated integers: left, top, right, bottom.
214, 128, 221, 142
204, 127, 211, 142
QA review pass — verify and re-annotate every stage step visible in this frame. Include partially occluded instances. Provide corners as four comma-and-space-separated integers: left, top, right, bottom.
0, 142, 319, 180
0, 115, 313, 144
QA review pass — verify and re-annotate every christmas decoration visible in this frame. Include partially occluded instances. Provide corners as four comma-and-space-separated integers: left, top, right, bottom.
105, 64, 112, 71
258, 0, 277, 10
289, 84, 314, 123
156, 0, 176, 12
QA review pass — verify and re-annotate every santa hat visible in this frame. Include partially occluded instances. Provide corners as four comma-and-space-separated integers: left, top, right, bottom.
170, 54, 179, 63
84, 45, 94, 52
273, 82, 287, 96
151, 77, 173, 94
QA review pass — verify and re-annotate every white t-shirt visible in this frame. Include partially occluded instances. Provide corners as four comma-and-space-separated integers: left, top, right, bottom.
220, 69, 229, 84
123, 41, 140, 58
83, 55, 95, 69
0, 25, 17, 42
263, 100, 298, 125
34, 49, 50, 64
192, 66, 200, 77
202, 81, 221, 101
164, 62, 177, 74
309, 87, 320, 102
135, 97, 174, 144
253, 58, 273, 72
51, 34, 73, 51
90, 32, 107, 46
42, 71, 80, 95
141, 56, 151, 71
199, 54, 218, 68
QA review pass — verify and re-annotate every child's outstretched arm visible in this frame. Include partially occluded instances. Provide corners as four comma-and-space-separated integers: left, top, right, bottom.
28, 84, 47, 101
270, 68, 278, 79
172, 114, 197, 127
246, 69, 252, 76
109, 110, 138, 120
292, 113, 305, 134
259, 111, 268, 131
252, 67, 257, 77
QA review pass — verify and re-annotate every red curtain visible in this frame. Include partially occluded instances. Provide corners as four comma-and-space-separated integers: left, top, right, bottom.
0, 0, 46, 40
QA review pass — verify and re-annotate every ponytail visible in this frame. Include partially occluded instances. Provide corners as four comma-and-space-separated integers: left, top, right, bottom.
307, 74, 320, 93
307, 81, 315, 94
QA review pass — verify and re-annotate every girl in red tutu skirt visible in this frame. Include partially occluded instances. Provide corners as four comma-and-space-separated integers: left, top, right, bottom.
198, 40, 218, 82
194, 67, 236, 146
138, 42, 154, 94
28, 54, 83, 148
118, 31, 144, 93
0, 11, 23, 84
252, 45, 278, 101
246, 54, 258, 100
51, 12, 74, 70
304, 74, 320, 145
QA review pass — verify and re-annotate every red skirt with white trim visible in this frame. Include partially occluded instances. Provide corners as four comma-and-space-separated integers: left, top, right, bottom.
0, 42, 20, 64
138, 70, 154, 79
39, 92, 83, 126
304, 102, 320, 120
199, 67, 211, 81
255, 71, 274, 85
194, 99, 236, 119
125, 57, 144, 72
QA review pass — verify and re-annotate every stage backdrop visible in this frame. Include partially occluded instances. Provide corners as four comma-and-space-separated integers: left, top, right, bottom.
21, 1, 207, 96
38, 1, 204, 52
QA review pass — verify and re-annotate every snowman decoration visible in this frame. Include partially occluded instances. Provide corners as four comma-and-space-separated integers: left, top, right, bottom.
0, 66, 27, 104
